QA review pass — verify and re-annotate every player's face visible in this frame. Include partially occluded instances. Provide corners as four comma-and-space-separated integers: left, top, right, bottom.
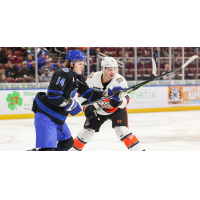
104, 67, 117, 79
73, 61, 85, 75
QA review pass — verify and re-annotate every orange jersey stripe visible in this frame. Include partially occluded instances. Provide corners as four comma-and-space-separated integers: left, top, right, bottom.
126, 96, 130, 104
83, 106, 87, 111
99, 98, 119, 113
104, 107, 119, 113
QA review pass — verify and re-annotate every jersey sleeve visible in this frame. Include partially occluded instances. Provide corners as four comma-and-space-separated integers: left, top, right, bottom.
77, 75, 93, 105
77, 75, 104, 103
47, 69, 70, 106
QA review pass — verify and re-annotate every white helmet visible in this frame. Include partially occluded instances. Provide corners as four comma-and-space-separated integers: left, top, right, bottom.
101, 57, 118, 72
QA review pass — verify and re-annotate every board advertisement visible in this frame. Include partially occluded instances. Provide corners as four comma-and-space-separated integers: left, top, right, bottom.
168, 86, 200, 105
127, 87, 168, 109
0, 89, 47, 115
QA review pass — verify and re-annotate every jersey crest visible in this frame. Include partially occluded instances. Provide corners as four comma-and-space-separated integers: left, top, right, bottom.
117, 77, 123, 83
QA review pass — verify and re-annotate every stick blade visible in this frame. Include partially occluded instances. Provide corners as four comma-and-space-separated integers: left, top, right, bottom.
182, 55, 199, 69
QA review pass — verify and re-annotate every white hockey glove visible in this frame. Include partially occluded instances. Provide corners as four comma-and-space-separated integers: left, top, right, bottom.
118, 90, 127, 101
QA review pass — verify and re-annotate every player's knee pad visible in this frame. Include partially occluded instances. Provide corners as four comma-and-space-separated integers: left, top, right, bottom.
73, 129, 95, 151
58, 136, 74, 151
78, 128, 95, 143
115, 126, 143, 151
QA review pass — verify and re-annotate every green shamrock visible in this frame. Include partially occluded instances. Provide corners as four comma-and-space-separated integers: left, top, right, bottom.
6, 91, 23, 111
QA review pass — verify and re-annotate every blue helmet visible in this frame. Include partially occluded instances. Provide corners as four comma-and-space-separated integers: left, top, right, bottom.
65, 50, 86, 64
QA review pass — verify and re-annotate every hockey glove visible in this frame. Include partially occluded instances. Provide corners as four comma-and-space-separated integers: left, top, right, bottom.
108, 86, 126, 101
64, 99, 82, 116
109, 99, 122, 108
84, 105, 97, 119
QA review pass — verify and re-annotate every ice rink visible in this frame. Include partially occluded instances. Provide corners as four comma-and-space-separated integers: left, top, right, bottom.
0, 110, 200, 151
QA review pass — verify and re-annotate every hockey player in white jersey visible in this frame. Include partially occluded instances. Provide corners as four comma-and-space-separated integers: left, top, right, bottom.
70, 57, 144, 151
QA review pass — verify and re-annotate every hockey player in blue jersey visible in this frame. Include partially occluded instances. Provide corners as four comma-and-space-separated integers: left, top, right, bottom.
29, 50, 125, 151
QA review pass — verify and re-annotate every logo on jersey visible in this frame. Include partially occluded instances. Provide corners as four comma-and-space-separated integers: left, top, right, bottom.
70, 88, 78, 98
98, 100, 113, 109
62, 68, 69, 73
117, 77, 123, 83
117, 120, 122, 123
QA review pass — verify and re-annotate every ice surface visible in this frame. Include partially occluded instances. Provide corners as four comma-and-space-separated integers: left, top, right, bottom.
0, 110, 200, 151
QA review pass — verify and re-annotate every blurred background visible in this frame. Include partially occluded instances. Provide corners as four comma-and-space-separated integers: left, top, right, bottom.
1, 47, 200, 89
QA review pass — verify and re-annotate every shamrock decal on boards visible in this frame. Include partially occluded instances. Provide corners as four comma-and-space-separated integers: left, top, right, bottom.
6, 91, 23, 110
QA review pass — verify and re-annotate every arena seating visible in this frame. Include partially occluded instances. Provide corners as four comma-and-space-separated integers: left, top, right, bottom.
7, 78, 16, 83
0, 64, 4, 69
0, 47, 198, 83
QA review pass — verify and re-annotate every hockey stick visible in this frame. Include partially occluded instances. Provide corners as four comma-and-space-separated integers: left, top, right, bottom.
82, 55, 198, 107
154, 55, 198, 80
82, 58, 157, 107
125, 55, 198, 93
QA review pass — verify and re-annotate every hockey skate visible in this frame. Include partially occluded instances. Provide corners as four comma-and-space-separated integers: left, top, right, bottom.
27, 148, 38, 151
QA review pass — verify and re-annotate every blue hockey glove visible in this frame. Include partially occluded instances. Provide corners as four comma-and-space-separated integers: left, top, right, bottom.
65, 99, 82, 116
108, 86, 125, 101
108, 86, 125, 95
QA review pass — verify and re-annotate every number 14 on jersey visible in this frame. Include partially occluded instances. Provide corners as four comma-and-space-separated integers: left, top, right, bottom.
56, 77, 66, 86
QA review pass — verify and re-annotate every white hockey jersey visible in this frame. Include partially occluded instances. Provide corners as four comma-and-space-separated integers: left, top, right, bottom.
78, 71, 130, 116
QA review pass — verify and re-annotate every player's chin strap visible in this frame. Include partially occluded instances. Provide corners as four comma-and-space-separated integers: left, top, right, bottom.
103, 72, 112, 80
